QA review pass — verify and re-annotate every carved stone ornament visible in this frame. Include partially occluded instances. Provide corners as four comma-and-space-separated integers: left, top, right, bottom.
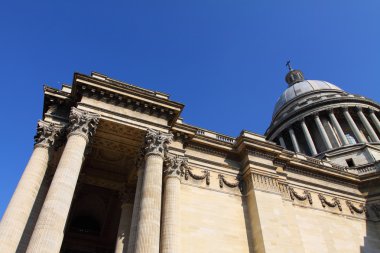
289, 187, 313, 205
34, 120, 65, 149
144, 129, 173, 158
67, 107, 100, 141
164, 155, 188, 178
346, 200, 367, 215
218, 174, 243, 193
318, 194, 342, 211
184, 168, 210, 185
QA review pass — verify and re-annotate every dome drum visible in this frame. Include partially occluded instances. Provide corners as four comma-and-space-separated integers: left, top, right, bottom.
271, 107, 380, 156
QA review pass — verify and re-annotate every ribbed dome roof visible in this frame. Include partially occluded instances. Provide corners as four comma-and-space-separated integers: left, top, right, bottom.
273, 80, 342, 117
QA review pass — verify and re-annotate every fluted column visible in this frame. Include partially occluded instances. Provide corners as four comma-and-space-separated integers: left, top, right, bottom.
343, 107, 367, 143
357, 107, 380, 142
161, 155, 187, 253
26, 108, 99, 253
328, 109, 348, 146
135, 129, 173, 253
127, 164, 144, 253
300, 119, 317, 156
278, 136, 287, 148
288, 128, 300, 153
314, 113, 333, 150
369, 110, 380, 133
115, 188, 135, 253
0, 121, 62, 253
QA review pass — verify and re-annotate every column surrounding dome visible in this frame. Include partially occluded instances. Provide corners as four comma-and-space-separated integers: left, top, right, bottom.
266, 66, 380, 168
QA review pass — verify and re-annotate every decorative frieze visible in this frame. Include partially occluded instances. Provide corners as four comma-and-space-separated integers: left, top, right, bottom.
251, 173, 280, 193
144, 129, 173, 158
34, 120, 65, 149
286, 166, 355, 187
184, 168, 210, 185
278, 182, 290, 200
318, 194, 342, 211
248, 150, 276, 160
346, 200, 367, 215
289, 187, 313, 205
187, 143, 228, 158
67, 107, 100, 141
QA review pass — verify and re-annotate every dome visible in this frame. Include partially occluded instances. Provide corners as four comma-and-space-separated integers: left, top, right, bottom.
273, 80, 342, 118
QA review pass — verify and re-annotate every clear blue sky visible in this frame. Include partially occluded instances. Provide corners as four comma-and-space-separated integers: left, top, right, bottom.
1, 1, 380, 217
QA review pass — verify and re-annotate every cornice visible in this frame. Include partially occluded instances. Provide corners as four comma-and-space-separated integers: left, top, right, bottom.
72, 73, 184, 126
42, 85, 73, 117
171, 122, 197, 143
235, 130, 282, 155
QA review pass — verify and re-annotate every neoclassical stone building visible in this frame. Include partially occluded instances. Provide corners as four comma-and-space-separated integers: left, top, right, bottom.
1, 69, 380, 253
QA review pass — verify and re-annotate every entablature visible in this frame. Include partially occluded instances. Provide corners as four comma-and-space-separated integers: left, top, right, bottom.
73, 72, 184, 127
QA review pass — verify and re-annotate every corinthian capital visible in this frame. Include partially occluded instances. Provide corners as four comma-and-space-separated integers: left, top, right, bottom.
144, 129, 173, 158
164, 155, 188, 178
34, 121, 65, 149
67, 107, 100, 141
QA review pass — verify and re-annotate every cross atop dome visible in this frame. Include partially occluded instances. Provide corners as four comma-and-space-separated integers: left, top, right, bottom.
285, 61, 305, 87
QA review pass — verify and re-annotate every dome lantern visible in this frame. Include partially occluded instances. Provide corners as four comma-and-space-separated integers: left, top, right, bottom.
285, 61, 304, 87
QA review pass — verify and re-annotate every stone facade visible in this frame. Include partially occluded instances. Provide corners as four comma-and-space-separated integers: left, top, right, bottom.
1, 71, 380, 253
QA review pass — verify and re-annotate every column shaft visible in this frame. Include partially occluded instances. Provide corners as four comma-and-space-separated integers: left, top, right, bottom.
0, 146, 50, 253
115, 202, 134, 253
160, 155, 186, 253
288, 128, 300, 153
135, 154, 164, 253
314, 114, 333, 150
26, 134, 88, 253
301, 119, 318, 156
127, 168, 144, 253
343, 108, 367, 143
328, 110, 348, 146
278, 136, 287, 149
17, 174, 51, 253
357, 109, 380, 142
369, 111, 380, 133
161, 176, 181, 253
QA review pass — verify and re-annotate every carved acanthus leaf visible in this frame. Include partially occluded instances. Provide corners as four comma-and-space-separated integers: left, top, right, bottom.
34, 120, 65, 148
144, 129, 173, 157
289, 187, 313, 205
164, 155, 188, 178
67, 107, 100, 140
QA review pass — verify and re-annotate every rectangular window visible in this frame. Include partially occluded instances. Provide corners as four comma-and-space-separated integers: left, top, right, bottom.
346, 158, 355, 167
